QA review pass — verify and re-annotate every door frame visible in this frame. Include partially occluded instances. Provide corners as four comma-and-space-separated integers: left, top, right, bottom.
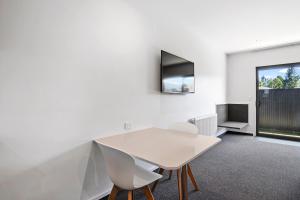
256, 62, 300, 141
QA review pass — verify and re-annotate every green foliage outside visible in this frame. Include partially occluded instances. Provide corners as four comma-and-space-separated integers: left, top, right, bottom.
259, 66, 300, 89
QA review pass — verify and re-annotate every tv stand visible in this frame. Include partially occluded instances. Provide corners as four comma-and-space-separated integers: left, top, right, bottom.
216, 104, 249, 131
218, 121, 248, 130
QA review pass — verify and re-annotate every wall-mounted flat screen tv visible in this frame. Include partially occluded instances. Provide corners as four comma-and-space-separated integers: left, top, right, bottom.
161, 50, 195, 94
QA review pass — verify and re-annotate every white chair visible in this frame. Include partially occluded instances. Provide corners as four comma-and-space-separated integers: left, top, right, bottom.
135, 158, 158, 172
152, 122, 200, 193
99, 144, 162, 200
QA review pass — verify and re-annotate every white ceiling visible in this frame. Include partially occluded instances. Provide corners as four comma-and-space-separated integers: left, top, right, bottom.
126, 0, 300, 53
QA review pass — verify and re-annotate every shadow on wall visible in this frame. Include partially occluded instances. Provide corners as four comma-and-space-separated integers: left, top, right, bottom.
0, 142, 111, 200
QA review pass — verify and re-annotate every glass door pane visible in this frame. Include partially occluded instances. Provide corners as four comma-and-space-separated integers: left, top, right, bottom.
257, 63, 300, 140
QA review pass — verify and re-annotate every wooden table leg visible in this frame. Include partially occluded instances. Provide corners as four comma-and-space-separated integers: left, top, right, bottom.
177, 169, 183, 200
169, 170, 173, 180
187, 163, 200, 191
151, 168, 164, 192
128, 190, 133, 200
181, 165, 188, 200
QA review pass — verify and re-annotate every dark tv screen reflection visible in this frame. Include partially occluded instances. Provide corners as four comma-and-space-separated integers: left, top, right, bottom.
161, 51, 195, 94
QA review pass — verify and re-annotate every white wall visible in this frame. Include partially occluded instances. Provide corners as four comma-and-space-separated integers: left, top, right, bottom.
227, 44, 300, 135
0, 0, 226, 199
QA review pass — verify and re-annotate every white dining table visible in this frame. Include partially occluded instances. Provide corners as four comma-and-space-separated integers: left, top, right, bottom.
95, 127, 221, 200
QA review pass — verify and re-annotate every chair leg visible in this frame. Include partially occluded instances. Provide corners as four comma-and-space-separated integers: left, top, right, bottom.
187, 163, 200, 191
182, 165, 188, 200
108, 185, 119, 200
143, 185, 155, 200
177, 169, 183, 200
168, 170, 173, 180
128, 190, 134, 200
151, 168, 164, 192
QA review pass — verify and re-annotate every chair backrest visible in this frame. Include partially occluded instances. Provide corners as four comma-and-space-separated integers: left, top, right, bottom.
169, 122, 199, 134
98, 144, 135, 189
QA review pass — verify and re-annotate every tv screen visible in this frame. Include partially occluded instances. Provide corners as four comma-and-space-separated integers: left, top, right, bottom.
161, 50, 195, 94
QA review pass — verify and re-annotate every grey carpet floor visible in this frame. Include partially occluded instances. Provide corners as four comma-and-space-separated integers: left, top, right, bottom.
102, 133, 300, 200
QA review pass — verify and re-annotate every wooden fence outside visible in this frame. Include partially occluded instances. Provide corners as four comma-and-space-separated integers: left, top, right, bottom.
258, 88, 300, 133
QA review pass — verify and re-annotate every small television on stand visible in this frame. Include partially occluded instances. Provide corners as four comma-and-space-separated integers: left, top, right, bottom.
160, 50, 195, 94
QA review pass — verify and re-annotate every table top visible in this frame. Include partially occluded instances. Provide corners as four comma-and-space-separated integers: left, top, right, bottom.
95, 127, 221, 170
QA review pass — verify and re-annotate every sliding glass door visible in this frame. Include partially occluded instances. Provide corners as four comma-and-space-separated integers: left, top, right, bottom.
256, 63, 300, 140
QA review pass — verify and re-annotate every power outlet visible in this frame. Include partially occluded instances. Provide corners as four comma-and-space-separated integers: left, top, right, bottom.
124, 122, 132, 130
